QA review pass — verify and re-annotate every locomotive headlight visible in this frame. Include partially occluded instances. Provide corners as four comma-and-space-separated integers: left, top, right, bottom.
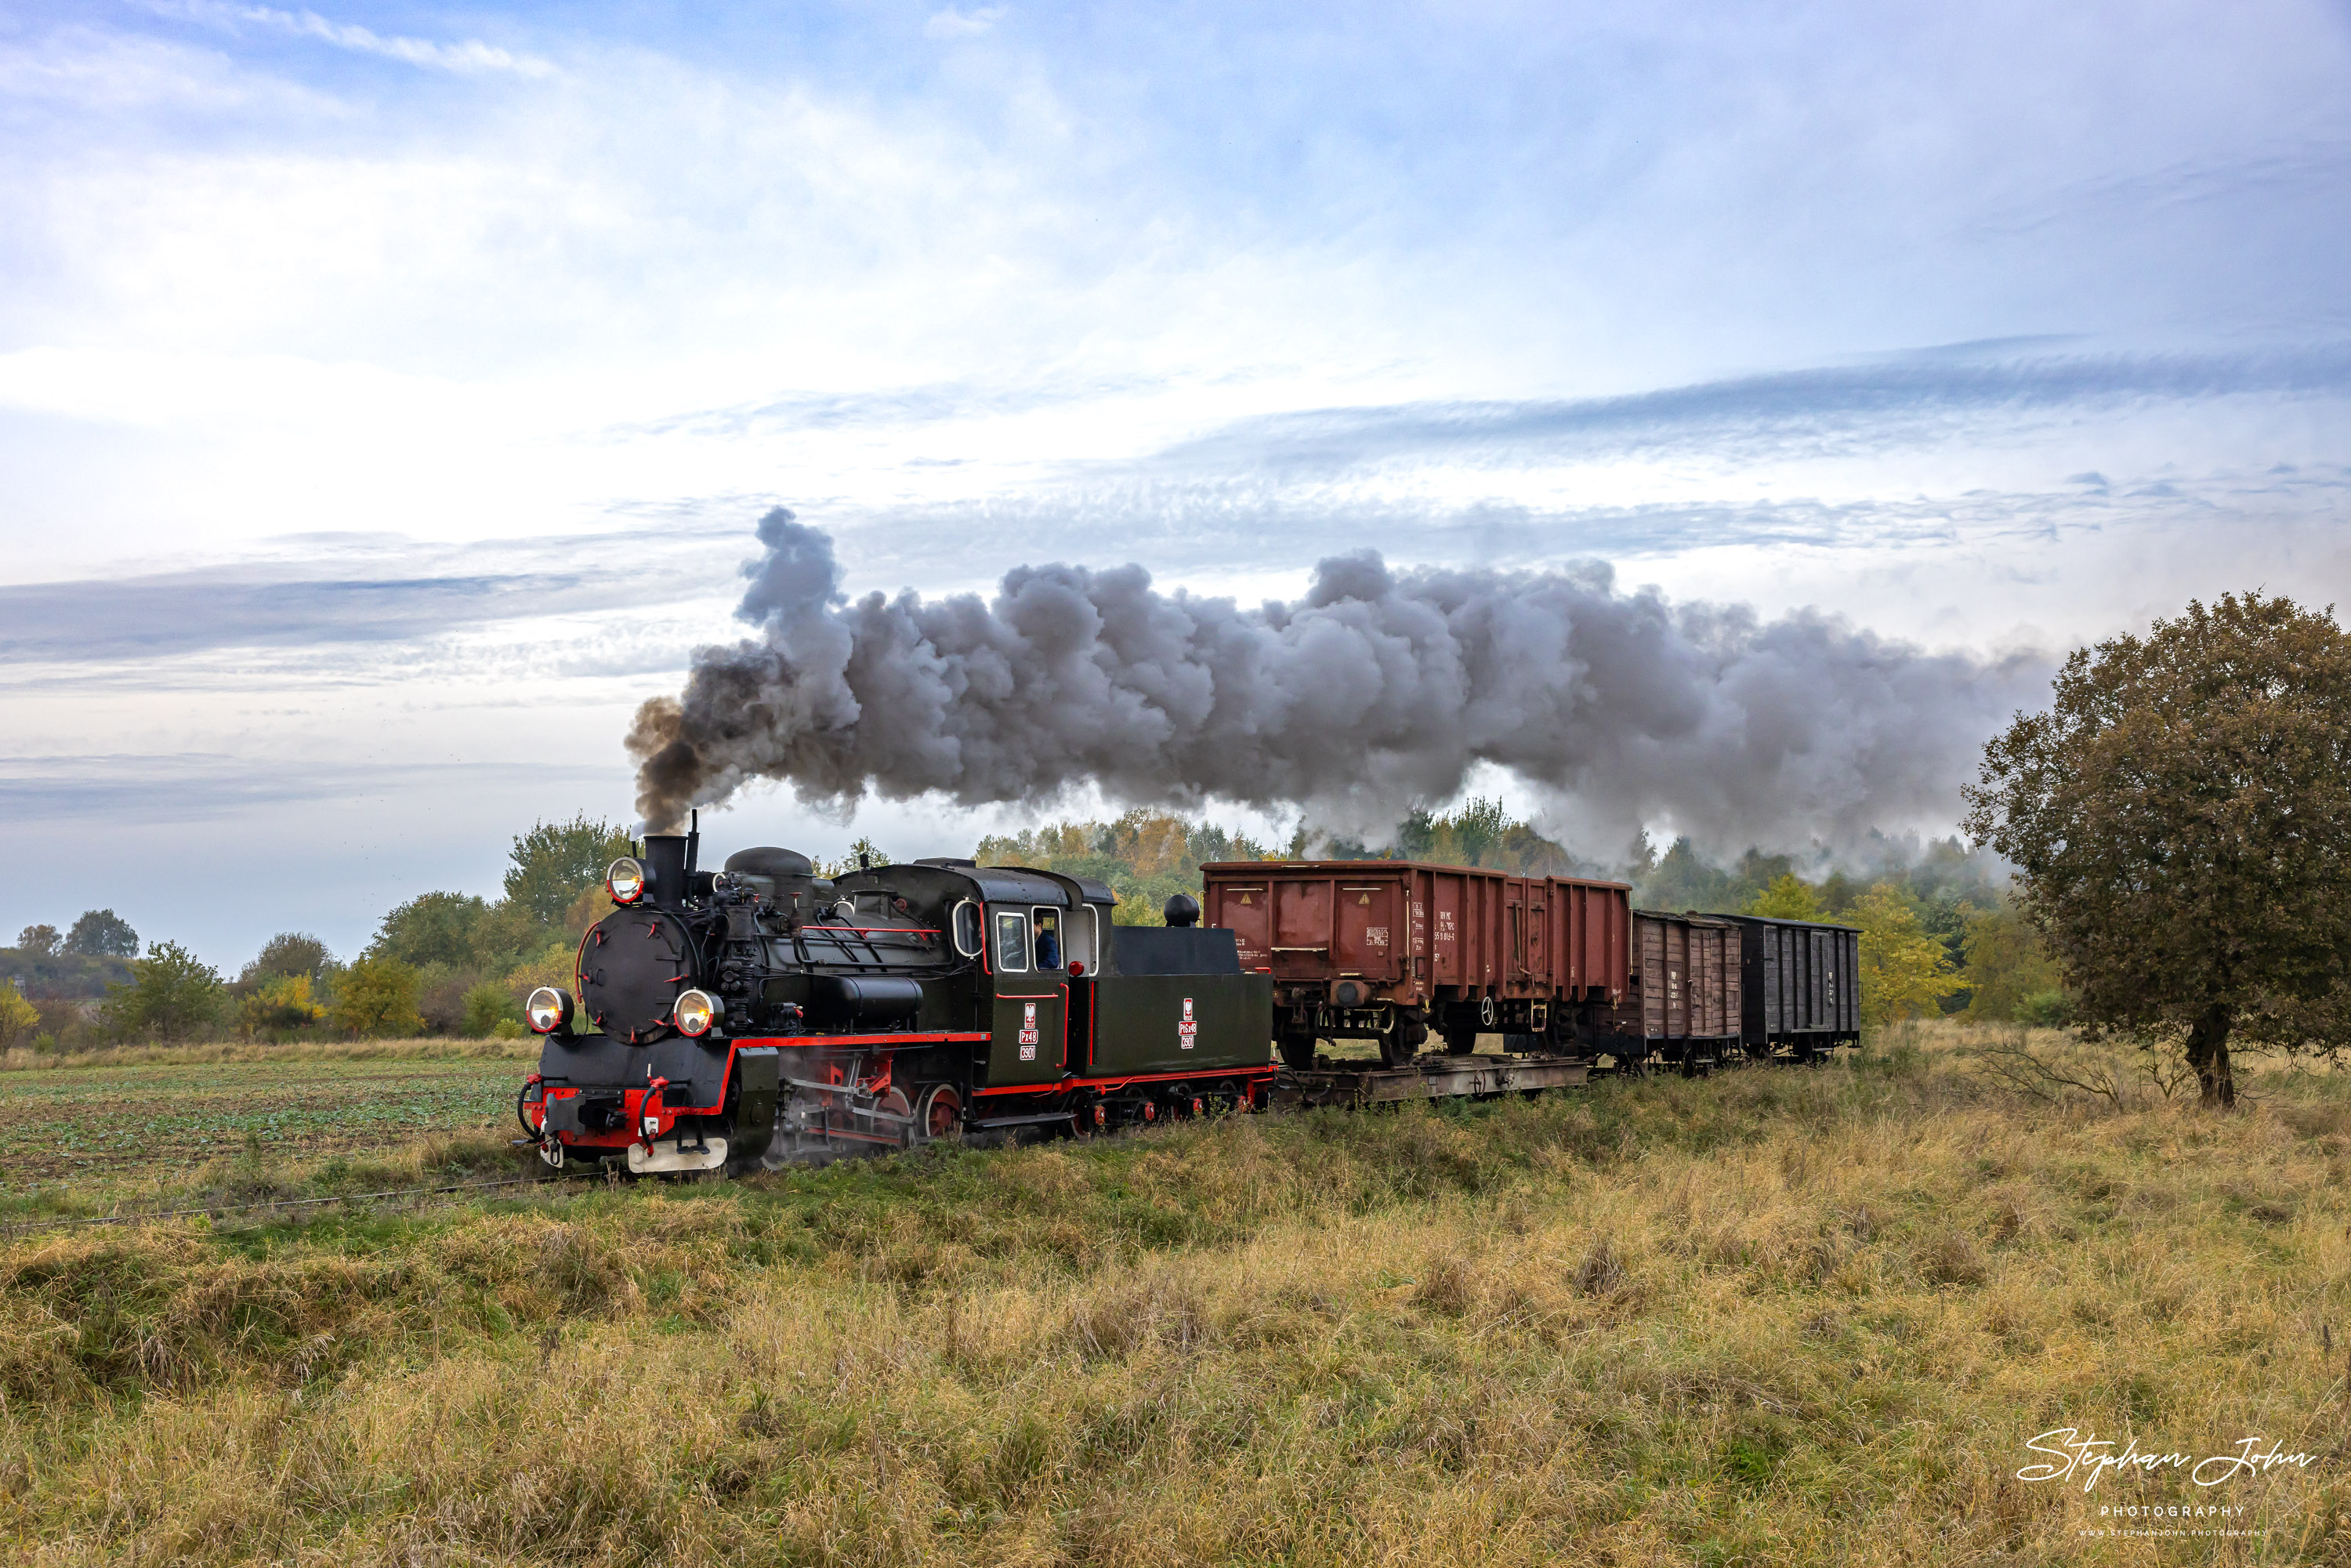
607, 856, 647, 904
526, 986, 575, 1035
673, 988, 723, 1037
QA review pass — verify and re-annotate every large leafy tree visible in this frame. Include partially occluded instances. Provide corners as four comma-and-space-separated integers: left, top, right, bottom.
63, 909, 139, 957
370, 892, 493, 969
1962, 593, 2351, 1106
504, 815, 638, 926
1849, 884, 1957, 1027
240, 932, 332, 985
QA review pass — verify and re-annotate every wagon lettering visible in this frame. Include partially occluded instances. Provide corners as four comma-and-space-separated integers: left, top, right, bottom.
1366, 926, 1389, 947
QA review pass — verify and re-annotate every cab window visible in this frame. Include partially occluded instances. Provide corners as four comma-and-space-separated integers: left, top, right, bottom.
1062, 907, 1099, 973
992, 909, 1031, 972
951, 900, 984, 958
1032, 908, 1063, 970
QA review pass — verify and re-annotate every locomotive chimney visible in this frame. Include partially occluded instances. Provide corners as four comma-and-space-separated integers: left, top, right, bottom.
643, 834, 692, 910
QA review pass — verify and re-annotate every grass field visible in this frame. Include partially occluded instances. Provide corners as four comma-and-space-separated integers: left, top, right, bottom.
0, 1059, 523, 1192
0, 1024, 2346, 1564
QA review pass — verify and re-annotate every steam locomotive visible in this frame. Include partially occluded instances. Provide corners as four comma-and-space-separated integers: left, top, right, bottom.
517, 827, 1274, 1174
519, 827, 1861, 1175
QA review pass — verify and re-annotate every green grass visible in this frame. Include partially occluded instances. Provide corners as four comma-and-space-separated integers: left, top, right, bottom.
0, 1056, 520, 1197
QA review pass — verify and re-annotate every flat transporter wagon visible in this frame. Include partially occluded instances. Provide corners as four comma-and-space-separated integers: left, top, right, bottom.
1200, 860, 1633, 1082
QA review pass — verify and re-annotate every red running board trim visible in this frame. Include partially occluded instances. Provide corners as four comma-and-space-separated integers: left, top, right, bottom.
974, 1066, 1280, 1097
731, 1032, 990, 1048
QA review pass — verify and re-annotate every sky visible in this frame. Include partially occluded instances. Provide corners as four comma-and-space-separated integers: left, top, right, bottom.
2, 0, 2348, 968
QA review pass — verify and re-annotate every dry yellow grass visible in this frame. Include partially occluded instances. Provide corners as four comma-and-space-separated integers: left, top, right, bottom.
0, 1021, 2345, 1564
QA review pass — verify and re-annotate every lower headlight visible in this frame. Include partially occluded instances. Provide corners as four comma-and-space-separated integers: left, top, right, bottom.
526, 987, 576, 1034
673, 988, 723, 1037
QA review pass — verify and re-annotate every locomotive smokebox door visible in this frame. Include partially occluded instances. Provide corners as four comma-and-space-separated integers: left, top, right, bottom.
987, 904, 1066, 1086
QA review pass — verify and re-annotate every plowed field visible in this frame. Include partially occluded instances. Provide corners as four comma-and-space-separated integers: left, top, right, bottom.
0, 1056, 515, 1184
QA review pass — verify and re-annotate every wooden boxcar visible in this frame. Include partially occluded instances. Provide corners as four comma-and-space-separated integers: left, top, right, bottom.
1718, 914, 1860, 1057
1596, 911, 1743, 1073
1200, 860, 1631, 1068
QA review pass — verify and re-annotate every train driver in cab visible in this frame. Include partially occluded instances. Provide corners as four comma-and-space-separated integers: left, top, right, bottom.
1034, 911, 1062, 970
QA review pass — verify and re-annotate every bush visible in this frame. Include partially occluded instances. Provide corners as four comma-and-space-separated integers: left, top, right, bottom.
2016, 989, 2074, 1027
330, 955, 425, 1037
463, 982, 516, 1038
240, 973, 327, 1039
0, 981, 38, 1049
101, 941, 227, 1041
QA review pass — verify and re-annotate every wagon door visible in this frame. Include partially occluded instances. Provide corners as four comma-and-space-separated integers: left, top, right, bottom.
1335, 881, 1401, 984
1273, 878, 1335, 977
1212, 878, 1271, 971
986, 906, 1066, 1087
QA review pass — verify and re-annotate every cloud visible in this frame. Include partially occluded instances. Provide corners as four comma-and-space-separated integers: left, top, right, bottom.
0, 751, 611, 824
143, 0, 557, 77
1128, 346, 2351, 480
924, 7, 1007, 40
0, 521, 759, 664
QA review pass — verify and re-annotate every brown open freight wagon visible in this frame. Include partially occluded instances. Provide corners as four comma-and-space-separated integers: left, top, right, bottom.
1199, 860, 1632, 1068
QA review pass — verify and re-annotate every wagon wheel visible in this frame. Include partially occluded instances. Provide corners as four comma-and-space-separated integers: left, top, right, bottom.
1277, 1033, 1317, 1072
1378, 1027, 1418, 1069
912, 1084, 963, 1145
1443, 1029, 1478, 1056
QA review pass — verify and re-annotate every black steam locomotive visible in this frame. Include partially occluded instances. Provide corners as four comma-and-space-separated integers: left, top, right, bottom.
518, 828, 1275, 1173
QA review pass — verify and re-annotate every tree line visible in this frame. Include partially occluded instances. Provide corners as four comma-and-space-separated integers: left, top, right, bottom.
0, 816, 636, 1050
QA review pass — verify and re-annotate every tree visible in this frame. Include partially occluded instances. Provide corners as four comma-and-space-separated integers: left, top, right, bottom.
103, 940, 226, 1040
63, 910, 138, 957
331, 956, 424, 1037
370, 892, 492, 970
1963, 593, 2351, 1107
1959, 902, 2067, 1023
14, 925, 60, 958
504, 815, 638, 925
1744, 873, 1821, 921
0, 981, 38, 1049
1850, 883, 1957, 1029
240, 932, 332, 986
1639, 836, 1734, 913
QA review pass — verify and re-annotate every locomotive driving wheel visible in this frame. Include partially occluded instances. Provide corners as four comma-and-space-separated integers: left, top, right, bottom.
912, 1084, 963, 1145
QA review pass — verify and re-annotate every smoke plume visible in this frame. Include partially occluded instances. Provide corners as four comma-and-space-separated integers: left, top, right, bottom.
629, 507, 2044, 849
